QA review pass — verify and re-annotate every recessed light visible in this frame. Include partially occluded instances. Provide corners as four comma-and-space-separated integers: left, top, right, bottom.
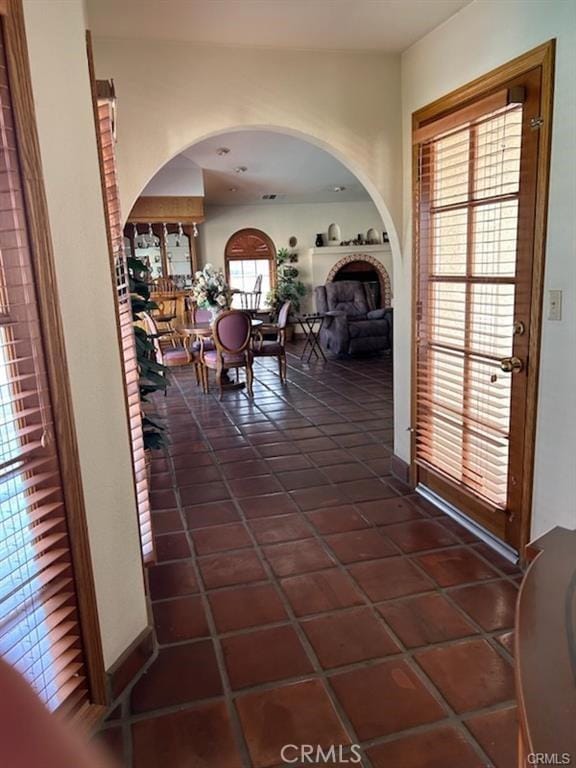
228, 187, 238, 192
234, 166, 248, 174
333, 185, 346, 192
216, 147, 230, 156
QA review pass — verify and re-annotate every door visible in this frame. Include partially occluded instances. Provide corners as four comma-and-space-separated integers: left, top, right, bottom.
412, 44, 554, 552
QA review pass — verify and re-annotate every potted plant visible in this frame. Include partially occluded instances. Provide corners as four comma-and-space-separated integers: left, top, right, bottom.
267, 247, 307, 339
128, 256, 168, 455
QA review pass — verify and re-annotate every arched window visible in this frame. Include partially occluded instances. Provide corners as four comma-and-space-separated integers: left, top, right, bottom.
225, 228, 276, 307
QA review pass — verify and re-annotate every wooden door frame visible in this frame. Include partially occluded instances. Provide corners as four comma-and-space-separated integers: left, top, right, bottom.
1, 0, 107, 715
410, 40, 555, 557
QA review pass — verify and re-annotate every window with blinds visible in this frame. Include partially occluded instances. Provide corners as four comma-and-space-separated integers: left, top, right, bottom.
0, 28, 90, 712
94, 94, 155, 563
414, 93, 523, 509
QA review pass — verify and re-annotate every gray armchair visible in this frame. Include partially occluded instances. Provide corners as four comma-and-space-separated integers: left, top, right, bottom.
314, 281, 393, 355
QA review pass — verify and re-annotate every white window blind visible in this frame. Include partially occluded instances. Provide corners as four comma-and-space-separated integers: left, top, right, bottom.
415, 99, 523, 509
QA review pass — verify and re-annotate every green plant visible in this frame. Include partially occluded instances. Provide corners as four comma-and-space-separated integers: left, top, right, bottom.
128, 256, 168, 450
266, 247, 307, 318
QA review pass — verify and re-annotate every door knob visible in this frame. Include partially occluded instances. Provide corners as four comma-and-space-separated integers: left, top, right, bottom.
500, 356, 524, 373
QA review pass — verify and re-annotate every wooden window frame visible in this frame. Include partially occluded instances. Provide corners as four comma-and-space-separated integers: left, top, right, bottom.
1, 0, 106, 719
411, 41, 555, 555
224, 227, 277, 287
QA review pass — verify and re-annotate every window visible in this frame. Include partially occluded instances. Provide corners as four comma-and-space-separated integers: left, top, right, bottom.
91, 79, 155, 562
0, 8, 104, 717
224, 228, 276, 307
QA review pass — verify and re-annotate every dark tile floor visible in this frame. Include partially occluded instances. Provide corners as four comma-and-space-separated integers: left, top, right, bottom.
98, 347, 521, 768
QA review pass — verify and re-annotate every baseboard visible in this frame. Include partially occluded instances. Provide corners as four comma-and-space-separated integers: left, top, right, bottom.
390, 453, 411, 484
106, 625, 155, 701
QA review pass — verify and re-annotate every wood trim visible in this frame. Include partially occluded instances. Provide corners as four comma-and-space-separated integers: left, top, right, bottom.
224, 227, 278, 287
106, 626, 154, 701
413, 88, 509, 144
2, 0, 106, 704
128, 195, 205, 224
410, 40, 555, 557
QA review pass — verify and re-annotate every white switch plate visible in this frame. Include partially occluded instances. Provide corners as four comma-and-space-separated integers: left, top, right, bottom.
548, 289, 562, 321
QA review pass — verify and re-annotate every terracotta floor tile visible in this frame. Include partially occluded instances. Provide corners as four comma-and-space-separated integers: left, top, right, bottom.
132, 700, 242, 768
293, 436, 338, 453
449, 579, 518, 631
465, 706, 518, 768
339, 478, 397, 503
330, 659, 446, 739
471, 541, 524, 576
227, 474, 282, 498
357, 496, 425, 525
155, 532, 192, 562
349, 556, 434, 602
184, 501, 240, 529
149, 488, 177, 510
236, 679, 350, 768
321, 422, 365, 436
383, 519, 458, 553
131, 641, 222, 713
150, 471, 173, 490
263, 539, 335, 577
307, 505, 369, 534
209, 583, 287, 632
283, 426, 324, 440
149, 561, 199, 600
367, 724, 485, 768
176, 464, 222, 486
378, 592, 478, 648
248, 430, 285, 445
191, 523, 252, 555
310, 449, 352, 467
438, 516, 482, 543
240, 492, 300, 519
365, 457, 392, 475
302, 607, 399, 668
220, 459, 270, 479
199, 550, 267, 589
277, 468, 329, 490
257, 441, 300, 458
280, 569, 365, 616
222, 625, 313, 690
325, 529, 397, 563
416, 547, 499, 587
266, 454, 312, 471
334, 432, 375, 447
180, 481, 230, 506
290, 485, 344, 511
415, 638, 515, 713
321, 463, 373, 483
151, 510, 183, 534
215, 446, 258, 463
152, 595, 209, 644
348, 444, 392, 460
248, 514, 314, 544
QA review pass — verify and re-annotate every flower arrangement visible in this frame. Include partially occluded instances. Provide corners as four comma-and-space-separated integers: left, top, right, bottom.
192, 263, 232, 311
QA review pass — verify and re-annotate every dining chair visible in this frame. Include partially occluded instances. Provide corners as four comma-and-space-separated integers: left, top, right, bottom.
252, 300, 291, 383
200, 310, 254, 398
141, 312, 201, 385
237, 274, 263, 315
151, 279, 178, 346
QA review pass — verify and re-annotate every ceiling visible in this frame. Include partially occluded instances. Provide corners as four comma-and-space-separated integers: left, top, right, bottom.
165, 130, 371, 206
87, 0, 471, 53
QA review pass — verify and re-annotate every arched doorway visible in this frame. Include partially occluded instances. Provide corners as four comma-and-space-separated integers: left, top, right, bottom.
224, 228, 277, 307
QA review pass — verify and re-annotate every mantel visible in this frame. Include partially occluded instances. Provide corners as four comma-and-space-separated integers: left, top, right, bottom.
309, 244, 392, 257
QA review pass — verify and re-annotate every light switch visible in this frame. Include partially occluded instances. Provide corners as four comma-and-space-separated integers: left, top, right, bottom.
548, 289, 562, 321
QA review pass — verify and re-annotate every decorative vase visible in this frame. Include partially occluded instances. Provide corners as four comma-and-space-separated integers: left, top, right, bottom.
315, 233, 324, 247
328, 223, 341, 244
366, 228, 380, 245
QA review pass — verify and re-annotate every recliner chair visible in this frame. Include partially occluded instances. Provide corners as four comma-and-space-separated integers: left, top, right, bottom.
314, 280, 393, 355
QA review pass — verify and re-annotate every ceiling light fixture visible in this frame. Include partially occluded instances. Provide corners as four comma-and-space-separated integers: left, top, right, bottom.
216, 147, 230, 156
333, 186, 346, 192
234, 166, 248, 174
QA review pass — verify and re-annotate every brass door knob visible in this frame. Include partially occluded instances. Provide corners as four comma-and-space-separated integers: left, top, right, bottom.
500, 356, 524, 373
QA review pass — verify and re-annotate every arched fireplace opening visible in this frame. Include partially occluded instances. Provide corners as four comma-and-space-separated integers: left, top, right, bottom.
327, 254, 392, 308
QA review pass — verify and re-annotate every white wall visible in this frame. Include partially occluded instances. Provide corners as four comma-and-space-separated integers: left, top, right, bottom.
23, 0, 149, 668
92, 37, 403, 260
198, 200, 390, 313
400, 0, 576, 538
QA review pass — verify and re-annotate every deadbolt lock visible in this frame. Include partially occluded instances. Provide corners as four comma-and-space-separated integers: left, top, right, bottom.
500, 356, 524, 374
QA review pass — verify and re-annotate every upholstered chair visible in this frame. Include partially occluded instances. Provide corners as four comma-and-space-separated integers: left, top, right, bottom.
141, 312, 198, 385
252, 300, 291, 383
201, 310, 254, 398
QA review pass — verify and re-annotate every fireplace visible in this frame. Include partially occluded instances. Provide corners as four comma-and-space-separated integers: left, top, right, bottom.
327, 254, 392, 308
